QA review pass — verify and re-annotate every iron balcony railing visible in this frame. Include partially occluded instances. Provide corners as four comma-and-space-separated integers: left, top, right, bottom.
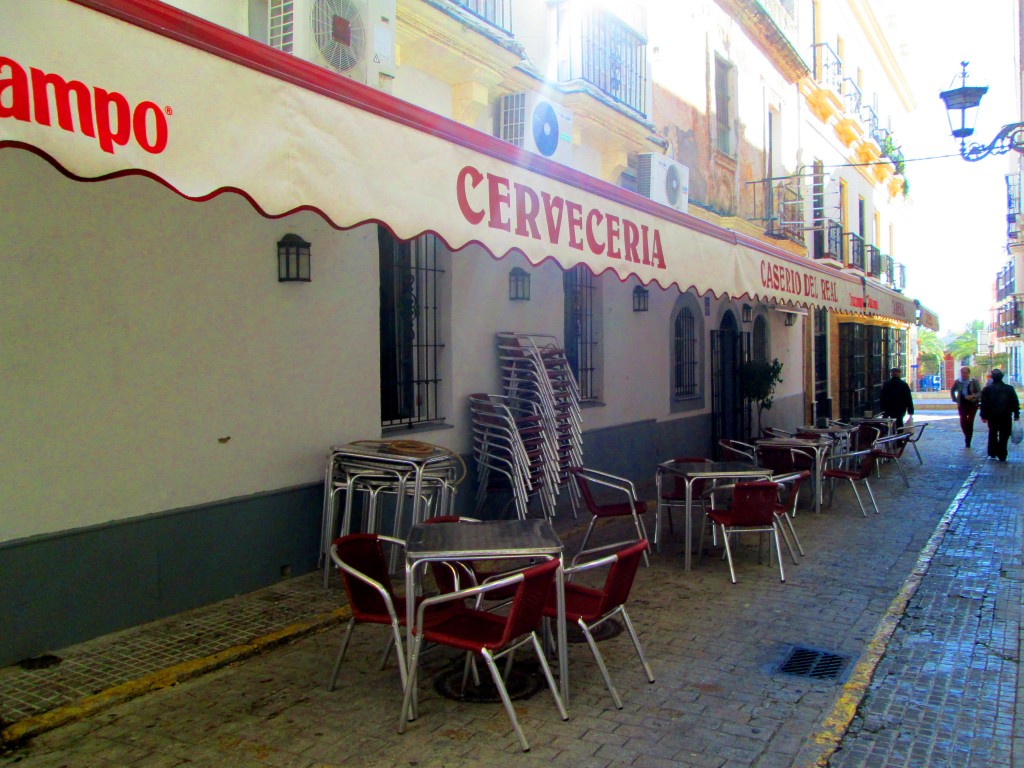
997, 262, 1016, 301
894, 262, 906, 291
450, 0, 512, 32
845, 232, 865, 272
885, 255, 895, 286
1008, 173, 1021, 218
860, 104, 879, 141
842, 77, 862, 116
815, 218, 844, 261
865, 244, 883, 277
564, 6, 648, 115
753, 0, 797, 39
747, 175, 806, 244
811, 42, 842, 95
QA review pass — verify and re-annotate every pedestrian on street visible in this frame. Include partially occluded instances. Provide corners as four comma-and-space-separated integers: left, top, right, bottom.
880, 366, 914, 429
951, 366, 981, 448
980, 368, 1020, 462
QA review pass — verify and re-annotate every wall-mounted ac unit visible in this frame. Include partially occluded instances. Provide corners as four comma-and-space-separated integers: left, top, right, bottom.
637, 153, 689, 212
498, 93, 574, 164
270, 0, 396, 90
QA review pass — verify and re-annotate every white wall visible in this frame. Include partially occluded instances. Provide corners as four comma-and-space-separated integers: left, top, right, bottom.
0, 150, 382, 542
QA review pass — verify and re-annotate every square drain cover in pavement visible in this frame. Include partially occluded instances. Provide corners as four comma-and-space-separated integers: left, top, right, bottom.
776, 646, 850, 681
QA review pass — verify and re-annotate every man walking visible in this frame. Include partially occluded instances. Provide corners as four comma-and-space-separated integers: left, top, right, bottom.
879, 367, 914, 429
980, 368, 1020, 462
951, 366, 981, 448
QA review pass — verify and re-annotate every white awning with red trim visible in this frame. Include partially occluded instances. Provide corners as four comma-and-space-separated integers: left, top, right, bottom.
917, 303, 940, 332
0, 0, 919, 318
863, 282, 918, 325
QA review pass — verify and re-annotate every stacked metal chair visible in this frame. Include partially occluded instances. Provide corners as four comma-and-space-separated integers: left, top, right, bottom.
469, 393, 557, 520
494, 332, 583, 512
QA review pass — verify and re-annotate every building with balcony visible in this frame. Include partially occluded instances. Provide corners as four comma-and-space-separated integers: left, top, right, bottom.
0, 0, 937, 663
993, 173, 1024, 381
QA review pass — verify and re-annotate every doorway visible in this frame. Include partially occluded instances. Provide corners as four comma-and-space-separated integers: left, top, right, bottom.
711, 310, 750, 451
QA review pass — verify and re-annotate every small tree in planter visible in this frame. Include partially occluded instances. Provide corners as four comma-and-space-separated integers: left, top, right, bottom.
740, 358, 784, 438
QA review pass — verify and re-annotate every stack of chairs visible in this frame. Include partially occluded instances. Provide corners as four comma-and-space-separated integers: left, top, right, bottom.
494, 332, 583, 512
469, 393, 557, 520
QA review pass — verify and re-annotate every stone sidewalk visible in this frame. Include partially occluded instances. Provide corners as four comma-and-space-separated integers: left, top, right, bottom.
1, 414, 1020, 767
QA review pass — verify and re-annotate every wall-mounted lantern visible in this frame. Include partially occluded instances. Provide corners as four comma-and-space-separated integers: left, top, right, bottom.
509, 267, 531, 301
277, 233, 311, 282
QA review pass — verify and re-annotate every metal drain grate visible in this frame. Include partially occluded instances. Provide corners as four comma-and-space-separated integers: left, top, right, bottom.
777, 646, 849, 681
433, 660, 545, 703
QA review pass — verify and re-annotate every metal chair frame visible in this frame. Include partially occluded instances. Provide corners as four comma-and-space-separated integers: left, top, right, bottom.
822, 449, 880, 516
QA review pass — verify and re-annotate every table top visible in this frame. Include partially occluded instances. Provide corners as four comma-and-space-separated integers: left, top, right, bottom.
798, 424, 855, 434
330, 440, 456, 467
757, 436, 832, 449
407, 519, 563, 560
658, 460, 771, 479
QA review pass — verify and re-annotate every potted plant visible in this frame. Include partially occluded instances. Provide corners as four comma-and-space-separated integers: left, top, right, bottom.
740, 358, 784, 437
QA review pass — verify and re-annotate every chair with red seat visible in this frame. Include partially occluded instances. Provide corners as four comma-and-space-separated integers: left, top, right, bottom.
873, 432, 911, 487
822, 449, 880, 516
570, 467, 650, 566
655, 457, 713, 553
398, 558, 567, 752
718, 438, 757, 463
542, 539, 654, 709
328, 534, 414, 691
700, 481, 785, 583
771, 471, 810, 559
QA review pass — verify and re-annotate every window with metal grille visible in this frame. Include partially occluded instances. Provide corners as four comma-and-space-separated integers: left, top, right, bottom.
558, 5, 647, 115
673, 306, 699, 399
450, 0, 512, 33
564, 265, 599, 401
715, 57, 735, 156
813, 308, 829, 399
753, 316, 768, 362
268, 0, 294, 52
379, 228, 447, 429
839, 322, 867, 419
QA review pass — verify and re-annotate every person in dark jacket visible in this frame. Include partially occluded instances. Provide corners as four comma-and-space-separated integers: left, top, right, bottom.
951, 366, 981, 448
980, 368, 1021, 462
879, 367, 914, 429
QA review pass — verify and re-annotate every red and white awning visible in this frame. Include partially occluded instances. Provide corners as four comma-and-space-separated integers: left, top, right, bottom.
1, 0, 925, 320
862, 281, 918, 325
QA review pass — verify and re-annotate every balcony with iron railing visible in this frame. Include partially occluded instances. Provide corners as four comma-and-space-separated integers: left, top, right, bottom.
865, 244, 884, 278
894, 262, 906, 292
811, 43, 843, 95
561, 6, 648, 116
842, 77, 862, 116
860, 104, 879, 142
449, 0, 512, 32
747, 175, 806, 244
813, 218, 844, 263
845, 232, 865, 272
997, 261, 1016, 301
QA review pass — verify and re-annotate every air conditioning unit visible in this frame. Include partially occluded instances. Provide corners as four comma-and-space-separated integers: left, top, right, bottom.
636, 153, 689, 212
269, 0, 396, 90
498, 93, 574, 164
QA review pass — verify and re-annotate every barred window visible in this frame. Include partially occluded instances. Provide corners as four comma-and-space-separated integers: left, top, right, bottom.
753, 315, 768, 362
673, 307, 698, 398
564, 265, 600, 401
379, 228, 447, 429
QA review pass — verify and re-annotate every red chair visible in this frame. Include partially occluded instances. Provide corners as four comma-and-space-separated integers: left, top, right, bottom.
771, 471, 810, 558
718, 438, 756, 463
655, 457, 712, 553
873, 432, 911, 487
701, 481, 785, 583
822, 450, 880, 516
328, 534, 415, 691
398, 559, 567, 752
570, 467, 650, 566
542, 540, 654, 709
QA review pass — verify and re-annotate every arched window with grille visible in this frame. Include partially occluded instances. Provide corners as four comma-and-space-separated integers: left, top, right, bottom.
671, 293, 704, 411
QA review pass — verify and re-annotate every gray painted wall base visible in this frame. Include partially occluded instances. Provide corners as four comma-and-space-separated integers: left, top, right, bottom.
0, 487, 321, 667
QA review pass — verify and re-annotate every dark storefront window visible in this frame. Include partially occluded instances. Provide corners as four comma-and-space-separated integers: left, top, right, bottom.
839, 323, 866, 419
813, 308, 830, 421
753, 315, 768, 362
379, 228, 446, 428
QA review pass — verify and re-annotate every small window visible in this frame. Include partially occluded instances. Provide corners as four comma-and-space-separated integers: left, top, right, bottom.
715, 56, 736, 156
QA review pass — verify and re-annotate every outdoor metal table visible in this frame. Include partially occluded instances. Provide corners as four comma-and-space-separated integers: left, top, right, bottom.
756, 436, 832, 515
797, 423, 855, 457
656, 461, 772, 571
404, 518, 569, 706
851, 416, 898, 437
323, 441, 460, 586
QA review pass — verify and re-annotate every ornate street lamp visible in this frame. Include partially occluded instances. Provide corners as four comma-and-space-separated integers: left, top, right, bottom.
940, 61, 1024, 161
